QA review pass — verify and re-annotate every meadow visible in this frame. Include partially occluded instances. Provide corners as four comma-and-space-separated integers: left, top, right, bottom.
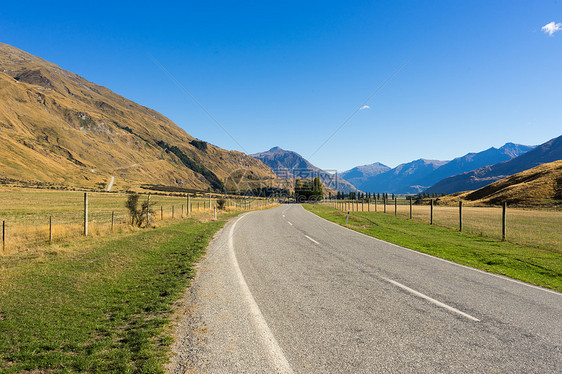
329, 199, 561, 252
0, 188, 272, 253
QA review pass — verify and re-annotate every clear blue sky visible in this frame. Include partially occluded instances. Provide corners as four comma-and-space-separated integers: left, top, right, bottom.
1, 0, 561, 170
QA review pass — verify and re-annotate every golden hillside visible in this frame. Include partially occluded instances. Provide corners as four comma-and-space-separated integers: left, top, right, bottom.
0, 43, 274, 192
437, 160, 562, 206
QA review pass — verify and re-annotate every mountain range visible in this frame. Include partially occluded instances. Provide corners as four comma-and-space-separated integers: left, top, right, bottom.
437, 160, 562, 206
0, 43, 273, 192
251, 147, 359, 193
426, 135, 562, 194
340, 143, 534, 194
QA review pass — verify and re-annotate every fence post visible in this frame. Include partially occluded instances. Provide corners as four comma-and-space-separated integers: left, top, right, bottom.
375, 198, 377, 212
111, 211, 115, 232
182, 204, 184, 217
161, 206, 163, 220
409, 198, 413, 219
2, 220, 5, 252
147, 193, 151, 226
430, 199, 434, 225
346, 210, 350, 225
394, 197, 397, 216
214, 205, 217, 219
49, 216, 53, 244
84, 192, 88, 236
502, 202, 507, 241
384, 196, 387, 213
172, 205, 175, 219
459, 201, 463, 232
187, 195, 191, 216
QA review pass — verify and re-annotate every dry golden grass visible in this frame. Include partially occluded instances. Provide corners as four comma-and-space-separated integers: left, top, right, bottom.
0, 187, 275, 254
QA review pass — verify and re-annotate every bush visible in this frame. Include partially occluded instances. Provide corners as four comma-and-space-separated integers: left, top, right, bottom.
216, 198, 227, 210
126, 193, 155, 227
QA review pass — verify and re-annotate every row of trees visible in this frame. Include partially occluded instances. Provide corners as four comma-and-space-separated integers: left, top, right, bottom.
332, 191, 445, 201
294, 177, 323, 202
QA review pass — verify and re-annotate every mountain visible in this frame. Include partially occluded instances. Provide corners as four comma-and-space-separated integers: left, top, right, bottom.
0, 43, 274, 192
426, 135, 562, 194
427, 143, 534, 185
438, 160, 562, 206
358, 159, 448, 194
341, 142, 533, 194
340, 163, 390, 189
251, 146, 359, 193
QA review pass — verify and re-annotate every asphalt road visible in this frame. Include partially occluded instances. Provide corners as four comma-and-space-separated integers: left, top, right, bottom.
169, 204, 561, 373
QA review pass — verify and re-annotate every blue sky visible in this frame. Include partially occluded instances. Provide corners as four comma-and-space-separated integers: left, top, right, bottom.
1, 1, 561, 170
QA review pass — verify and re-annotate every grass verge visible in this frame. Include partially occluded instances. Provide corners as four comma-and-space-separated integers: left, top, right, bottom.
0, 216, 233, 373
304, 204, 562, 292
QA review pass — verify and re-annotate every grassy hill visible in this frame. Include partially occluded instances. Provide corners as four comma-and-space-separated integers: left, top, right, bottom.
0, 43, 274, 192
438, 160, 562, 207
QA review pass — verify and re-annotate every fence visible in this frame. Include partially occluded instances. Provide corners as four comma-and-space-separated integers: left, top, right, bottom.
0, 189, 274, 253
323, 198, 562, 252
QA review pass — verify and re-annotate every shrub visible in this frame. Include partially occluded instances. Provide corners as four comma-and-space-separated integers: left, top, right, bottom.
216, 198, 227, 210
125, 193, 155, 227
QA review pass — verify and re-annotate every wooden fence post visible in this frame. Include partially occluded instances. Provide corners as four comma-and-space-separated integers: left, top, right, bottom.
187, 195, 191, 216
430, 199, 434, 225
384, 197, 387, 213
111, 211, 115, 232
375, 198, 378, 212
161, 206, 163, 220
394, 197, 397, 216
172, 205, 175, 219
84, 192, 88, 236
409, 198, 412, 219
2, 220, 5, 252
502, 202, 507, 241
459, 201, 463, 232
49, 216, 53, 244
147, 193, 151, 226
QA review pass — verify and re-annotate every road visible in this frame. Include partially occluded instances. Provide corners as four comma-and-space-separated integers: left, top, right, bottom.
169, 204, 561, 373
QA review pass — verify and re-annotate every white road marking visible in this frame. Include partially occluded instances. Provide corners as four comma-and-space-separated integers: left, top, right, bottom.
287, 221, 293, 226
304, 235, 320, 245
302, 206, 561, 297
228, 218, 294, 373
383, 277, 480, 322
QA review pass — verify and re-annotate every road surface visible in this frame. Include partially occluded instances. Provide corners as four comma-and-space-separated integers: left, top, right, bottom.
169, 204, 561, 373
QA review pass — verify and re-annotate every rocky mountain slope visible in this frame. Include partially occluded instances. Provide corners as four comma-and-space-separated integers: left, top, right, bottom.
0, 43, 274, 192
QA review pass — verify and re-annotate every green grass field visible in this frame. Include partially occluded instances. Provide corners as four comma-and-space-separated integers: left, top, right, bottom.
328, 199, 562, 251
0, 216, 237, 373
305, 204, 562, 292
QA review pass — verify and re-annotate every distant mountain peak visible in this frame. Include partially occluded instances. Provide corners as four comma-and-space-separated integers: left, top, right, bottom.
268, 146, 283, 152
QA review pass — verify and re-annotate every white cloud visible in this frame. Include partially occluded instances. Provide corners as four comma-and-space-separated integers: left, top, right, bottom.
359, 105, 370, 110
542, 21, 562, 36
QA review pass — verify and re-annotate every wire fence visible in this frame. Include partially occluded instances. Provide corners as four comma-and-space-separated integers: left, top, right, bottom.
0, 189, 274, 254
323, 198, 562, 252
